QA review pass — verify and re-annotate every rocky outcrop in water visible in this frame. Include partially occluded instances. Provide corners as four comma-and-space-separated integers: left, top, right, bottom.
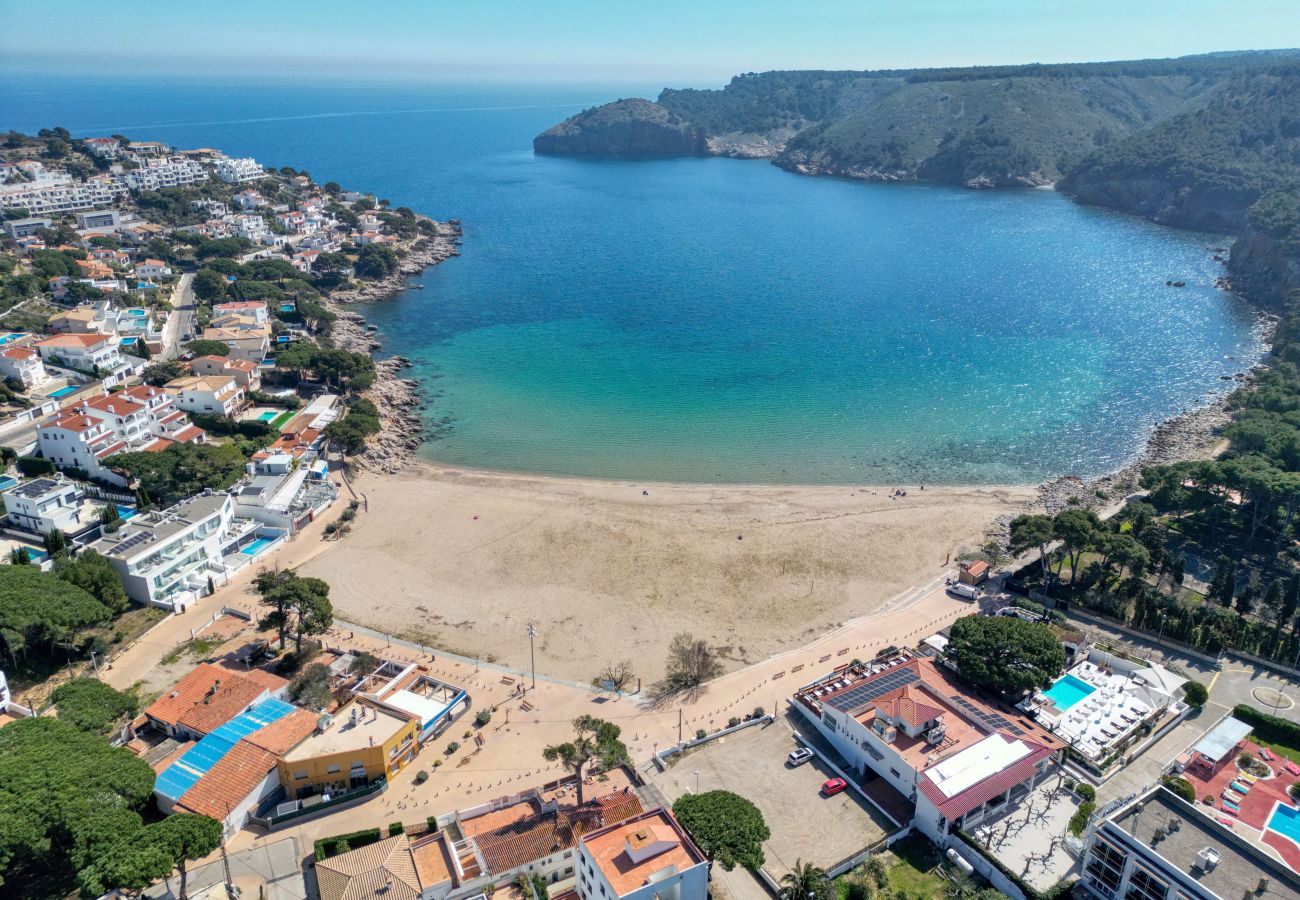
533, 99, 706, 157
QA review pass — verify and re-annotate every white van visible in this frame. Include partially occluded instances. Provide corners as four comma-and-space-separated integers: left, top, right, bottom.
947, 582, 981, 601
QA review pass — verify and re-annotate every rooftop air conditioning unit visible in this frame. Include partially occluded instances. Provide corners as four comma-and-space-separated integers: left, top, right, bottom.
926, 723, 947, 744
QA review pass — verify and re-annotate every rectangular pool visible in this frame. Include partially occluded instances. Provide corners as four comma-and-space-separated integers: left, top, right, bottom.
1268, 803, 1300, 849
0, 332, 26, 345
49, 386, 78, 399
240, 537, 275, 556
256, 411, 277, 422
1042, 674, 1096, 711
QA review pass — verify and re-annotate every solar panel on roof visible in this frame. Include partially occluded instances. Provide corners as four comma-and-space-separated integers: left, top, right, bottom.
825, 667, 919, 713
107, 531, 152, 555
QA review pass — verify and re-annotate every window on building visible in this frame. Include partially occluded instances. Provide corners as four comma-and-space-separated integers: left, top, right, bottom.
1125, 864, 1168, 900
1085, 839, 1128, 898
294, 770, 308, 780
327, 764, 341, 774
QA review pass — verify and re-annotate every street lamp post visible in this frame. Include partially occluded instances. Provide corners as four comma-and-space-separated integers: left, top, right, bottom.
527, 623, 537, 689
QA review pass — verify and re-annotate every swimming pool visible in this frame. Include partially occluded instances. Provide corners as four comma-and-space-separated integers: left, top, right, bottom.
49, 386, 78, 399
0, 476, 18, 491
115, 505, 138, 521
256, 411, 278, 422
0, 332, 25, 345
1043, 674, 1097, 711
240, 537, 275, 556
1268, 804, 1300, 849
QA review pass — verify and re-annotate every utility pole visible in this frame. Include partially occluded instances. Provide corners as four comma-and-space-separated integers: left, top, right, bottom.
527, 623, 537, 689
221, 803, 234, 894
678, 708, 683, 743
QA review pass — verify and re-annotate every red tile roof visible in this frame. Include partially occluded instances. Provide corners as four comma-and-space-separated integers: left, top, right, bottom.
174, 424, 206, 443
243, 708, 316, 755
144, 663, 269, 735
175, 741, 277, 820
474, 792, 643, 875
873, 685, 944, 729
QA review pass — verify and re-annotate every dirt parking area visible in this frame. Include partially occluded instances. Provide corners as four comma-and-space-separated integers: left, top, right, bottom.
645, 718, 895, 877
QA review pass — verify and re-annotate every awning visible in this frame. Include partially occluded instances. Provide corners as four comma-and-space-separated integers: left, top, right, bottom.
1192, 716, 1252, 764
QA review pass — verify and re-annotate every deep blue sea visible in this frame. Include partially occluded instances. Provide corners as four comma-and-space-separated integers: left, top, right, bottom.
0, 76, 1265, 484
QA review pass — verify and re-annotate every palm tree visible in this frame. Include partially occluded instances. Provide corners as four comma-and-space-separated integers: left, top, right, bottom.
779, 860, 829, 900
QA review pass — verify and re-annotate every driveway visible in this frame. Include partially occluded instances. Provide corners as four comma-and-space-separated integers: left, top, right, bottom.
644, 717, 893, 878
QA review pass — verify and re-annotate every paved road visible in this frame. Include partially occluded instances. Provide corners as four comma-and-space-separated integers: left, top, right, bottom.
161, 272, 195, 360
144, 837, 305, 900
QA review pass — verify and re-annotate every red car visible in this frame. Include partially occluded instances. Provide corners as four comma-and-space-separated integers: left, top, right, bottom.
822, 777, 848, 796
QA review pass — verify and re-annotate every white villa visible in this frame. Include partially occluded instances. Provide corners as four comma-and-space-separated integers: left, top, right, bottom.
215, 157, 265, 184
233, 453, 338, 535
0, 476, 102, 537
0, 345, 48, 388
165, 374, 247, 417
87, 491, 281, 610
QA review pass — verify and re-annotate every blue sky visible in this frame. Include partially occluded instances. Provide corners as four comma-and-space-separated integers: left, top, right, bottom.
5, 0, 1299, 85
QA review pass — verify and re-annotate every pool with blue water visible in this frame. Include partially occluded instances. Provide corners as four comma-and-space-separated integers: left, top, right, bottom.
241, 537, 275, 556
49, 386, 78, 399
1268, 803, 1300, 848
1042, 674, 1097, 711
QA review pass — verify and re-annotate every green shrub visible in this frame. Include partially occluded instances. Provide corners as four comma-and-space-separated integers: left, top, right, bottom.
753, 706, 765, 718
1234, 704, 1300, 749
695, 728, 707, 740
474, 709, 492, 727
17, 455, 55, 476
415, 770, 429, 784
427, 815, 438, 832
1074, 782, 1096, 802
1068, 801, 1096, 836
1182, 681, 1208, 708
313, 827, 382, 861
1161, 776, 1196, 804
445, 741, 460, 754
388, 821, 404, 836
727, 716, 740, 728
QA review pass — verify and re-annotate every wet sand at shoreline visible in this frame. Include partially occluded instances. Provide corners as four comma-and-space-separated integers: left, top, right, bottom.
300, 462, 1035, 683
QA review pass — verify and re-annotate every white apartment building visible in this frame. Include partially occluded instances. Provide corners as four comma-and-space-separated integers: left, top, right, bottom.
165, 374, 246, 417
34, 332, 123, 373
88, 492, 260, 609
0, 174, 128, 216
121, 157, 208, 192
576, 809, 709, 900
75, 209, 123, 232
2, 217, 52, 239
37, 388, 206, 484
215, 157, 265, 184
228, 213, 269, 242
0, 345, 49, 388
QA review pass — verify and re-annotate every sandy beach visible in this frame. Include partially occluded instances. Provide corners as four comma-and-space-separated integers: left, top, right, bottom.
300, 463, 1034, 684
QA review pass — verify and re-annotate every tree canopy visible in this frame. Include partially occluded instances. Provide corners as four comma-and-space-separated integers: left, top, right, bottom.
51, 677, 139, 735
0, 565, 113, 667
108, 442, 248, 507
671, 790, 770, 871
945, 615, 1065, 696
541, 716, 628, 806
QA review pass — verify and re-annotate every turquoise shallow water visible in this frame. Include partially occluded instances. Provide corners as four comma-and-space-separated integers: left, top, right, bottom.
0, 78, 1265, 484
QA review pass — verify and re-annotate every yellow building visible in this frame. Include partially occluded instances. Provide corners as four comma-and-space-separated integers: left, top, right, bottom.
277, 699, 419, 798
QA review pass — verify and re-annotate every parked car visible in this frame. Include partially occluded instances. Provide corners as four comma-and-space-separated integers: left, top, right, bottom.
787, 747, 814, 767
822, 777, 848, 796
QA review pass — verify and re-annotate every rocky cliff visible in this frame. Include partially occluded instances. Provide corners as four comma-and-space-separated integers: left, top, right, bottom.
533, 98, 706, 157
1229, 191, 1300, 309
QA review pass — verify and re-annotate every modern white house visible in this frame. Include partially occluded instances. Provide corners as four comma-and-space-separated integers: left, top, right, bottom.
212, 300, 270, 325
87, 491, 264, 609
233, 453, 337, 535
75, 209, 123, 232
575, 809, 709, 900
0, 173, 127, 216
215, 157, 265, 184
0, 345, 48, 388
0, 476, 94, 536
165, 374, 247, 417
135, 258, 173, 281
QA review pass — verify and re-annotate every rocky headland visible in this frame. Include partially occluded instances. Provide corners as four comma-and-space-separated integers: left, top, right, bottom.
322, 219, 462, 473
533, 98, 705, 157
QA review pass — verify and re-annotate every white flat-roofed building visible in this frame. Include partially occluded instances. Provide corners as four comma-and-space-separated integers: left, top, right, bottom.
126, 141, 169, 158
0, 174, 127, 216
215, 157, 265, 184
1078, 786, 1300, 900
233, 189, 266, 210
0, 345, 48, 388
75, 209, 122, 232
2, 217, 52, 239
212, 300, 270, 325
121, 157, 208, 192
233, 453, 337, 535
2, 476, 86, 535
87, 491, 258, 609
576, 808, 709, 900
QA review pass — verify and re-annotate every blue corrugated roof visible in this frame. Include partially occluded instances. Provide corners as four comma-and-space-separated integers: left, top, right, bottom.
154, 697, 297, 802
